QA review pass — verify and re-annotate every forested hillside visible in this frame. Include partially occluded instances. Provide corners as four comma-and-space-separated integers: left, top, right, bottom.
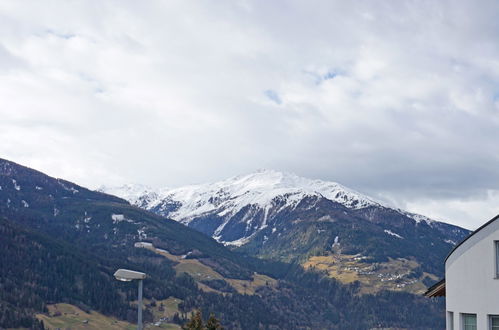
0, 158, 446, 329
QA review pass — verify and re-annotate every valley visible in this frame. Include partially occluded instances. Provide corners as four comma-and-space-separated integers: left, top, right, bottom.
0, 159, 450, 329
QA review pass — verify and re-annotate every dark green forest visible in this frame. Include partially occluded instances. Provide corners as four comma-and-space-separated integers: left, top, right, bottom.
0, 216, 445, 329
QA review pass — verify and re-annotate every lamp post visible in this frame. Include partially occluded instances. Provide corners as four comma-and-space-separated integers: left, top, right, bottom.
114, 269, 147, 330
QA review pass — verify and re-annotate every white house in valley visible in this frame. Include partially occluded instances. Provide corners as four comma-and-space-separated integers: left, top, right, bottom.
426, 215, 499, 330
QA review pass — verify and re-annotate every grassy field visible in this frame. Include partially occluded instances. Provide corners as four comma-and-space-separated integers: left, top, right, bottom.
145, 297, 183, 321
303, 253, 437, 294
175, 260, 224, 282
36, 303, 135, 330
226, 274, 276, 295
35, 303, 181, 330
143, 244, 277, 295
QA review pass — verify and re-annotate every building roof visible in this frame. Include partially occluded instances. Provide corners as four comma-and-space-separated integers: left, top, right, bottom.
424, 214, 499, 298
445, 214, 499, 263
424, 279, 445, 297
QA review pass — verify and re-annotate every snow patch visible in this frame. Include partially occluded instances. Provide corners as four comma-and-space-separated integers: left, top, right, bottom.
58, 180, 79, 194
181, 251, 193, 259
12, 179, 20, 191
21, 200, 29, 208
384, 229, 403, 239
332, 236, 340, 249
222, 236, 252, 247
134, 242, 153, 248
112, 214, 125, 222
83, 211, 92, 223
111, 213, 135, 224
445, 239, 456, 245
402, 211, 435, 225
137, 228, 147, 240
35, 186, 43, 190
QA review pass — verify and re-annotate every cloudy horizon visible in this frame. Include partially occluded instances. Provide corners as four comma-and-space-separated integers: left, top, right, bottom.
1, 0, 499, 229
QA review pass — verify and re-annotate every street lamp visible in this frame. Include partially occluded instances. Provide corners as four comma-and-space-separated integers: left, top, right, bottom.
114, 269, 147, 330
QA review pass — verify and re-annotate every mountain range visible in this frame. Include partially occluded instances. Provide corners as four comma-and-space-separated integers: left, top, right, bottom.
1, 159, 457, 329
103, 169, 469, 293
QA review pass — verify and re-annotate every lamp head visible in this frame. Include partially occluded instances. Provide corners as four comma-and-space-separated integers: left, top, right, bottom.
114, 269, 146, 282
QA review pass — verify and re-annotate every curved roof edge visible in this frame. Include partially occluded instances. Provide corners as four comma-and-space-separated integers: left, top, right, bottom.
445, 214, 499, 264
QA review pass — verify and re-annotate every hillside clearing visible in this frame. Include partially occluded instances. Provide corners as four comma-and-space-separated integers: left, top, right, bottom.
138, 243, 277, 295
303, 253, 436, 294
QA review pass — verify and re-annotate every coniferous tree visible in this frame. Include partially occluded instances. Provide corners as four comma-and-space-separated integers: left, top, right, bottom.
183, 310, 204, 330
206, 313, 223, 330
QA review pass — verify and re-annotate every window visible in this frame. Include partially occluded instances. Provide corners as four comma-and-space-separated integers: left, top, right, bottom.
495, 241, 499, 278
491, 315, 499, 330
447, 311, 454, 330
462, 313, 477, 330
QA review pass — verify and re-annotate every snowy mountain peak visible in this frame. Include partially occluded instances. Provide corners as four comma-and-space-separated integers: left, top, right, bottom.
212, 169, 381, 209
100, 170, 437, 246
102, 170, 382, 220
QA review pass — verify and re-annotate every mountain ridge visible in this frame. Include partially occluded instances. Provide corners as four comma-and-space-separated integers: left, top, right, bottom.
101, 169, 449, 246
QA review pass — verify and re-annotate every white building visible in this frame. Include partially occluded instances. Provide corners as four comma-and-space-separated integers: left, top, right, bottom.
426, 215, 499, 330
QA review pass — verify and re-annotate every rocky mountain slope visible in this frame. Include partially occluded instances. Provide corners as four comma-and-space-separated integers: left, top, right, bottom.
103, 169, 470, 293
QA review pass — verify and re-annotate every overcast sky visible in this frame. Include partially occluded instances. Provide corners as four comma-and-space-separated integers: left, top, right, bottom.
1, 1, 499, 229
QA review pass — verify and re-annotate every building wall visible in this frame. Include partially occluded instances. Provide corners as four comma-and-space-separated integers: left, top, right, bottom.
446, 219, 499, 329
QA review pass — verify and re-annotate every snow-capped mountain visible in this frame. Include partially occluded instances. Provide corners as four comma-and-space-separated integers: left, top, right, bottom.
101, 169, 471, 289
102, 170, 376, 240
101, 169, 470, 293
101, 169, 454, 245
